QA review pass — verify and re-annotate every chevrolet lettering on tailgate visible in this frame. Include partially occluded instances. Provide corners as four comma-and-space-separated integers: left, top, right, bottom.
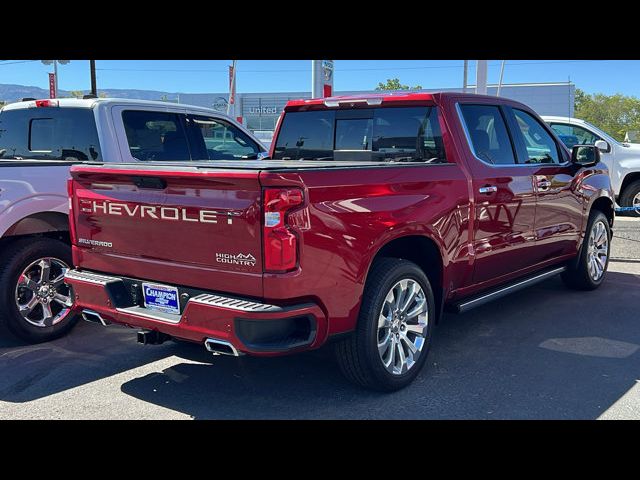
79, 199, 228, 224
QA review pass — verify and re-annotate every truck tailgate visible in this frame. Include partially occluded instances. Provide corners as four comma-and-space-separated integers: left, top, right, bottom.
70, 165, 263, 297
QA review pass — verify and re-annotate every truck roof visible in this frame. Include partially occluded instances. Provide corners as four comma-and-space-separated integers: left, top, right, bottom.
0, 97, 231, 117
541, 115, 589, 125
284, 91, 526, 110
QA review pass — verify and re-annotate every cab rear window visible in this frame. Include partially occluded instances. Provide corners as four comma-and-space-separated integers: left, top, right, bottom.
0, 108, 101, 161
272, 106, 447, 163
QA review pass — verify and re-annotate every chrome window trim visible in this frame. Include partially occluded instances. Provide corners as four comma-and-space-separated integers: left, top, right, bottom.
455, 102, 571, 168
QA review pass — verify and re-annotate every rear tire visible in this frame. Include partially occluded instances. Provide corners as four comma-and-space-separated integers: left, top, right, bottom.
334, 258, 435, 392
0, 237, 78, 343
561, 211, 611, 290
620, 179, 640, 217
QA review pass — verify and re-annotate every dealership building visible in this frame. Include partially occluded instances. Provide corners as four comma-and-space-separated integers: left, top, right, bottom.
178, 82, 575, 135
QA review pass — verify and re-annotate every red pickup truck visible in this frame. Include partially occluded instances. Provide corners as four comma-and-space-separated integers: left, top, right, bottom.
64, 92, 614, 391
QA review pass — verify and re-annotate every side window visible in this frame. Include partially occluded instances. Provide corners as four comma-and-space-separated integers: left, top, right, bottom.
512, 110, 560, 164
550, 123, 600, 147
122, 110, 190, 161
189, 116, 260, 160
460, 104, 516, 165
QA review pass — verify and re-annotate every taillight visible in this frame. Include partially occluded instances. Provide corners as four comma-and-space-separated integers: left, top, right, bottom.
263, 188, 304, 272
34, 99, 59, 108
67, 178, 77, 245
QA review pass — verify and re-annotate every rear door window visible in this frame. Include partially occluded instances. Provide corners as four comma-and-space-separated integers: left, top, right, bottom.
0, 107, 101, 161
122, 110, 191, 161
459, 104, 516, 165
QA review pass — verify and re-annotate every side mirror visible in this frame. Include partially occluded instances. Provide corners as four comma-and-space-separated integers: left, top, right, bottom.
571, 144, 601, 167
594, 139, 611, 153
257, 151, 270, 160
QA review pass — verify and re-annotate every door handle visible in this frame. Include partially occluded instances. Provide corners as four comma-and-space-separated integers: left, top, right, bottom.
536, 176, 551, 192
478, 185, 497, 194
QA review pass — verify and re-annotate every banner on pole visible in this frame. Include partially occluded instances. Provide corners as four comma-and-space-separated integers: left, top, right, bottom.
48, 73, 56, 99
229, 65, 235, 105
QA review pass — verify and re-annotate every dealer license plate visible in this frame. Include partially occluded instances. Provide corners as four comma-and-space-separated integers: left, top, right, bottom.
141, 282, 181, 315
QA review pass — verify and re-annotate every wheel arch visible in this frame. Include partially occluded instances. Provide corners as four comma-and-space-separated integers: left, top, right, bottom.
620, 172, 640, 200
2, 211, 69, 238
590, 196, 614, 227
366, 234, 445, 323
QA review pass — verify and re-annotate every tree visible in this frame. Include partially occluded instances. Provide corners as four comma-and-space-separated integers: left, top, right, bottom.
574, 88, 640, 141
376, 78, 422, 91
66, 90, 85, 99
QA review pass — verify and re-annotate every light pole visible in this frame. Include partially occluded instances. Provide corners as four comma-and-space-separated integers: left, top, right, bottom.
90, 60, 97, 96
496, 60, 506, 97
41, 60, 70, 98
463, 60, 468, 93
475, 60, 488, 95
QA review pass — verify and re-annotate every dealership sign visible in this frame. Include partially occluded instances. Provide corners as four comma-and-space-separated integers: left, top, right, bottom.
212, 96, 228, 112
249, 106, 278, 115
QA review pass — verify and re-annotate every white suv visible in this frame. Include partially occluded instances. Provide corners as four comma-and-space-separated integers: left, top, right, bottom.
543, 115, 640, 215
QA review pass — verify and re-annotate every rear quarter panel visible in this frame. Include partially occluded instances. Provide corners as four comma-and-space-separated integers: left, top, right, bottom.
0, 163, 71, 237
260, 163, 471, 336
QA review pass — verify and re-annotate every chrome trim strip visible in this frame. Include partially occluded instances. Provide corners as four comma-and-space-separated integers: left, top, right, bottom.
456, 266, 567, 313
115, 306, 182, 324
190, 293, 283, 312
64, 270, 120, 285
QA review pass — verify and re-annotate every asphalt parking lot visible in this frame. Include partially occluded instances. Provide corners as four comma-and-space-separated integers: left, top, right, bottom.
1, 217, 638, 420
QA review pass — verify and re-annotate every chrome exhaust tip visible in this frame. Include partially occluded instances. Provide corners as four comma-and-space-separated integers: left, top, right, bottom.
81, 309, 111, 326
204, 338, 241, 356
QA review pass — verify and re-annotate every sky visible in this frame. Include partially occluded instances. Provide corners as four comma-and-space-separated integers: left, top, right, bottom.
1, 60, 639, 96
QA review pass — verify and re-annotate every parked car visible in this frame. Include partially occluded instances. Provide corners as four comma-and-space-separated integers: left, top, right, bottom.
64, 92, 614, 391
543, 115, 640, 215
0, 97, 267, 343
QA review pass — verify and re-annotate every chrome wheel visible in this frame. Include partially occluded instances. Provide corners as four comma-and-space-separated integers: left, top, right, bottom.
377, 278, 428, 375
14, 257, 73, 327
587, 220, 609, 281
633, 192, 640, 214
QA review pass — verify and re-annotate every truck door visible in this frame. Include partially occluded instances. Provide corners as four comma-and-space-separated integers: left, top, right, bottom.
457, 102, 538, 285
508, 109, 583, 261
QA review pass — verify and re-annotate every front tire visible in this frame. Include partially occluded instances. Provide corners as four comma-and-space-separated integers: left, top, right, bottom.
620, 179, 640, 217
0, 237, 78, 343
561, 211, 611, 290
335, 258, 435, 392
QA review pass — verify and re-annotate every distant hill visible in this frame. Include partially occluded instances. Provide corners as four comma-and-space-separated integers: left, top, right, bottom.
0, 83, 180, 102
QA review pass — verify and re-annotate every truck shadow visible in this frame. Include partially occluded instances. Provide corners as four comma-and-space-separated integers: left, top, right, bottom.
118, 271, 640, 419
0, 321, 177, 403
